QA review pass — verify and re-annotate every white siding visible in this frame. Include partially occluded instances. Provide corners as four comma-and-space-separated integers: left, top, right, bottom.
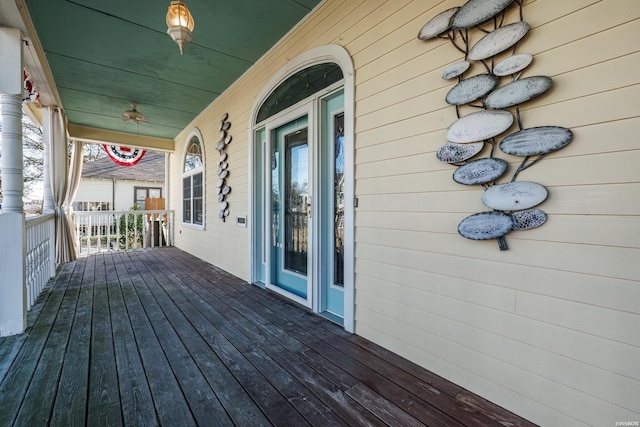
75, 179, 163, 211
113, 181, 135, 211
74, 180, 112, 204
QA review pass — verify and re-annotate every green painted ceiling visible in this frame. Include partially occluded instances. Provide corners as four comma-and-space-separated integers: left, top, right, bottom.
25, 0, 322, 140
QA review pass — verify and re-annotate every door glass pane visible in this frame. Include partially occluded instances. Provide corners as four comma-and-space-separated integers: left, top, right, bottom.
334, 114, 345, 287
271, 139, 280, 249
284, 129, 308, 275
149, 188, 161, 198
255, 128, 266, 283
270, 115, 309, 299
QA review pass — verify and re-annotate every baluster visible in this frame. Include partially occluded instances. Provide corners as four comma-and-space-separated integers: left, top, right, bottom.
116, 213, 120, 251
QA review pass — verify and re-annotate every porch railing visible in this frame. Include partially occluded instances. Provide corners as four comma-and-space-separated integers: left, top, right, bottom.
25, 213, 56, 310
72, 210, 174, 255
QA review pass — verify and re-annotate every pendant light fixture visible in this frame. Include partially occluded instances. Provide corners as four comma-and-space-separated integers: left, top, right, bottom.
166, 0, 194, 55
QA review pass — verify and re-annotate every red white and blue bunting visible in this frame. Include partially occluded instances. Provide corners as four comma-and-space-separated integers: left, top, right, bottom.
103, 144, 146, 166
23, 69, 39, 103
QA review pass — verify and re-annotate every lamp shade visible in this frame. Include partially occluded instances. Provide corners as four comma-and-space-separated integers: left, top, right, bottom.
166, 0, 194, 54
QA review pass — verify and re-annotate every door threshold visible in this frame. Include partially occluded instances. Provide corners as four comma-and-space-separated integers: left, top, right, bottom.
252, 281, 266, 289
319, 310, 344, 326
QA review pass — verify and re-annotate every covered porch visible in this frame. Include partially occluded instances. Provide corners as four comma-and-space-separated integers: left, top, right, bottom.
1, 0, 325, 335
0, 247, 534, 426
3, 0, 637, 424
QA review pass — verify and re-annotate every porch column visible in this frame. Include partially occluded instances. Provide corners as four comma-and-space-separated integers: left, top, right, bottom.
0, 27, 27, 336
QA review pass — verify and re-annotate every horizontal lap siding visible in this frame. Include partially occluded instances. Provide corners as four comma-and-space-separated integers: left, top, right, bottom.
75, 180, 112, 203
169, 0, 639, 424
169, 0, 366, 278
351, 0, 640, 426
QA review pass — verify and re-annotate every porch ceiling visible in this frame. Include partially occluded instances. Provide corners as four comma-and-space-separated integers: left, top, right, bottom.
18, 0, 322, 145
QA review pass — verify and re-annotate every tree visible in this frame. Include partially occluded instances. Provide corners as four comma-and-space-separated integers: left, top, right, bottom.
22, 114, 44, 197
0, 112, 44, 204
82, 143, 107, 163
0, 109, 107, 203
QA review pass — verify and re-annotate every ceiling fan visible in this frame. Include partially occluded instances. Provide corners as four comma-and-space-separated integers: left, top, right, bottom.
121, 102, 149, 124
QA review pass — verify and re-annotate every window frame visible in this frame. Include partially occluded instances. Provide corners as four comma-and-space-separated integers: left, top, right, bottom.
72, 201, 111, 211
134, 186, 163, 210
181, 128, 206, 229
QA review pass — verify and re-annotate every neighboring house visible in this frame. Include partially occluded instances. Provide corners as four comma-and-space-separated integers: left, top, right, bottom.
74, 150, 165, 212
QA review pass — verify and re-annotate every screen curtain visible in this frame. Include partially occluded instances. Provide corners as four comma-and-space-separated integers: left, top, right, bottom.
45, 107, 82, 263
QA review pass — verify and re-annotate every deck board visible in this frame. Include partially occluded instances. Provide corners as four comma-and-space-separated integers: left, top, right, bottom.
135, 255, 315, 427
0, 247, 537, 427
106, 253, 158, 427
142, 254, 354, 427
14, 259, 82, 427
190, 271, 465, 426
0, 261, 76, 426
50, 253, 91, 426
115, 252, 197, 427
88, 256, 123, 427
126, 252, 234, 426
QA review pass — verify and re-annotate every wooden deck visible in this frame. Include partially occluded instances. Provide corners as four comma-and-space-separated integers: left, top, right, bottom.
0, 248, 536, 427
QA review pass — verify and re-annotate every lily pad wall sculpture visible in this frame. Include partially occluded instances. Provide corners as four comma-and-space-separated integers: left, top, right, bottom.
418, 0, 572, 250
216, 113, 233, 221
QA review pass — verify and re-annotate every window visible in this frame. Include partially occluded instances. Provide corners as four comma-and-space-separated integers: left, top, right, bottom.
134, 187, 162, 209
72, 201, 111, 211
256, 62, 343, 123
183, 130, 205, 227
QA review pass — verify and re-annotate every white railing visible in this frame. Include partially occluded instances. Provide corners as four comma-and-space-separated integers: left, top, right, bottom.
25, 213, 56, 310
73, 210, 174, 255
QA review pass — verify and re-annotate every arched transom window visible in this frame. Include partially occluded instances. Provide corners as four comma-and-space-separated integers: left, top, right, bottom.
256, 62, 343, 124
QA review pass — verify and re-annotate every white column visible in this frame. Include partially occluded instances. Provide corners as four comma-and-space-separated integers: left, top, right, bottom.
0, 27, 27, 336
0, 95, 24, 212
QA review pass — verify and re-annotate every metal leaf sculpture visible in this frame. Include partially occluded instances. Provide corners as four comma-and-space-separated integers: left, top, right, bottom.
436, 141, 484, 163
420, 0, 572, 250
446, 73, 500, 105
453, 158, 508, 185
217, 113, 232, 221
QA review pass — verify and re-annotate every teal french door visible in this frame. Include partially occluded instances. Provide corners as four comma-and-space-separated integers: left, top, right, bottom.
271, 115, 310, 300
255, 90, 345, 323
319, 91, 345, 319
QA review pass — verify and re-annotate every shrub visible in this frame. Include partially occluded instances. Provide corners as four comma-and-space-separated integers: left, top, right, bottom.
119, 205, 143, 249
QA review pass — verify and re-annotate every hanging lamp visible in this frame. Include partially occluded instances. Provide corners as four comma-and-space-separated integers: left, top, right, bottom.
166, 0, 194, 55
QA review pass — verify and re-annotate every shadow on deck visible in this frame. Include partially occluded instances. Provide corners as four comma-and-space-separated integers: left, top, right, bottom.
0, 248, 536, 426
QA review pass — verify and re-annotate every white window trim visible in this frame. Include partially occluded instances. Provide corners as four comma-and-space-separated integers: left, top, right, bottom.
182, 127, 206, 230
248, 44, 355, 333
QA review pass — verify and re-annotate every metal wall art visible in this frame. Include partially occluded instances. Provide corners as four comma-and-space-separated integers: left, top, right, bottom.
216, 113, 232, 221
418, 0, 572, 250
